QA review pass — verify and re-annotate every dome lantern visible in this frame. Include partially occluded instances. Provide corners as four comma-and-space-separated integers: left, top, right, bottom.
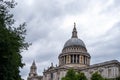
72, 22, 78, 38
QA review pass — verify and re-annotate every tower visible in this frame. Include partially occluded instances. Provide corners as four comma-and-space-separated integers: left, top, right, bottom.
58, 23, 91, 67
27, 61, 38, 80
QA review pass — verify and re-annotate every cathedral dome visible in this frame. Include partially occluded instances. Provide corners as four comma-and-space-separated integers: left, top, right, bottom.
64, 38, 86, 48
59, 23, 91, 67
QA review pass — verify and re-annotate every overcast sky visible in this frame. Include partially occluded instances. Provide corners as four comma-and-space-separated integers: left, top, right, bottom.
11, 0, 120, 79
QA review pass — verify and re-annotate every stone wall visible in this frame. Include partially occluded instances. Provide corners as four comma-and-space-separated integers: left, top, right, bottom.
43, 60, 120, 80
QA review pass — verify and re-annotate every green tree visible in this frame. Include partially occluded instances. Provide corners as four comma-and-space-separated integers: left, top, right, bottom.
62, 69, 77, 80
0, 0, 29, 80
62, 69, 87, 80
91, 72, 104, 80
76, 72, 87, 80
116, 77, 120, 80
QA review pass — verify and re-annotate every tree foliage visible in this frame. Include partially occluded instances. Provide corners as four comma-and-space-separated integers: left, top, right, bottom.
76, 72, 87, 80
62, 69, 87, 80
0, 0, 29, 80
62, 69, 77, 80
91, 72, 104, 80
115, 77, 120, 80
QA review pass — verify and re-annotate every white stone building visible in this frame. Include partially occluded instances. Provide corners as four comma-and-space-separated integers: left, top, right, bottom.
27, 23, 120, 80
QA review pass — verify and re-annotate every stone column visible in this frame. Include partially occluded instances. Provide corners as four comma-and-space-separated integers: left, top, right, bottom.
66, 55, 68, 64
84, 56, 85, 64
63, 56, 64, 64
84, 56, 86, 64
82, 56, 83, 64
64, 56, 66, 64
73, 54, 74, 63
79, 55, 81, 64
85, 56, 87, 64
86, 57, 87, 64
76, 55, 77, 63
68, 55, 71, 63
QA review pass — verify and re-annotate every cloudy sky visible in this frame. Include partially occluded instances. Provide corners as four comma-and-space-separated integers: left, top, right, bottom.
11, 0, 120, 79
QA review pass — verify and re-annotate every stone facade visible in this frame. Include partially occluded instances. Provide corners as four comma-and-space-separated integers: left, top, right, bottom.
42, 60, 120, 80
81, 60, 120, 80
27, 23, 120, 80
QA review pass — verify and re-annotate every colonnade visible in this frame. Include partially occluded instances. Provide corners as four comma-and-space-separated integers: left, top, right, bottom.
59, 54, 90, 66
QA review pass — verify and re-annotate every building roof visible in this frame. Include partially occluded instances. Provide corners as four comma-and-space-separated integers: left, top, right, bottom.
64, 38, 86, 48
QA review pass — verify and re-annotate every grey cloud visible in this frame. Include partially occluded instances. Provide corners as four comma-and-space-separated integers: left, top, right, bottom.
13, 0, 90, 43
89, 22, 120, 64
113, 0, 120, 7
64, 0, 89, 15
101, 0, 120, 14
12, 0, 120, 80
14, 0, 89, 24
